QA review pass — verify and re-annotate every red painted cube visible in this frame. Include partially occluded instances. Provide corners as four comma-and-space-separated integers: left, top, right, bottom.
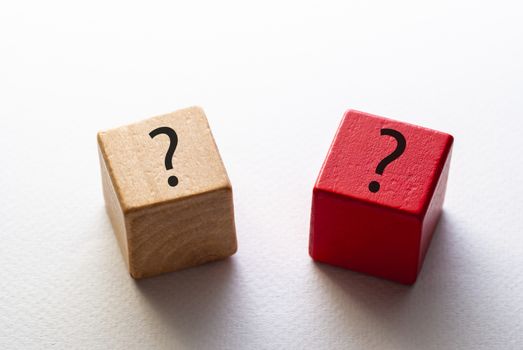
309, 110, 453, 284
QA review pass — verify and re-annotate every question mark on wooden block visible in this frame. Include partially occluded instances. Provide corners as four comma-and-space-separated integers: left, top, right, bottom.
369, 128, 406, 193
149, 126, 179, 187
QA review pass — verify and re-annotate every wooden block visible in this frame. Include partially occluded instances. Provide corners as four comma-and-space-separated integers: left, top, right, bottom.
97, 106, 237, 278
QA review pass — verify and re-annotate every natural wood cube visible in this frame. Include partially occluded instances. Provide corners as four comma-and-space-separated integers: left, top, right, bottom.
97, 106, 237, 278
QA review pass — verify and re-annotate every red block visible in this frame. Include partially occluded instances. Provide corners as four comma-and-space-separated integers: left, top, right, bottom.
309, 110, 453, 284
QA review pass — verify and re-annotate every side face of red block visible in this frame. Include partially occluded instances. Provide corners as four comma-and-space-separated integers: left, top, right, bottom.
309, 110, 453, 284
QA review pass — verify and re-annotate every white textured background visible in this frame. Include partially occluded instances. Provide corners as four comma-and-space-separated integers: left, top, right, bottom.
1, 1, 522, 349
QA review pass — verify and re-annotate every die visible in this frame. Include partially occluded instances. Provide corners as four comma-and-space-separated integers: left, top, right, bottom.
309, 110, 453, 284
97, 106, 237, 279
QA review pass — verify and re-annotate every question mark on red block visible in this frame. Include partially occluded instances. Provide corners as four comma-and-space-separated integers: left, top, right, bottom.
368, 128, 406, 193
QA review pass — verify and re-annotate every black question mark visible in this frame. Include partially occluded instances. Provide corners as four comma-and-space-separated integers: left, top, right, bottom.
149, 126, 179, 187
368, 128, 406, 193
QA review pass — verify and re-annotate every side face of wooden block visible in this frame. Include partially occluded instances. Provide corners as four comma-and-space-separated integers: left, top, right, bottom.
98, 147, 129, 267
127, 187, 236, 278
97, 106, 237, 278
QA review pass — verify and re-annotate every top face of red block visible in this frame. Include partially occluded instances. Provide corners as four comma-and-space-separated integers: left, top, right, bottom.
316, 110, 453, 217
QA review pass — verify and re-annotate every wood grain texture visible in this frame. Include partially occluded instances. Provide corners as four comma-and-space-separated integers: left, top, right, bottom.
97, 106, 237, 278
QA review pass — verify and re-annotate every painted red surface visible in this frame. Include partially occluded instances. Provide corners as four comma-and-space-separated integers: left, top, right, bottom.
309, 110, 453, 284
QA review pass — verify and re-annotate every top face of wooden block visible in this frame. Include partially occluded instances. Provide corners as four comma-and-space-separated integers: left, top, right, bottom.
98, 106, 231, 212
316, 110, 453, 216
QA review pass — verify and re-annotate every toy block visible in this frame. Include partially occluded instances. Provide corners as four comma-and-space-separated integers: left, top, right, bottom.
309, 110, 453, 284
97, 106, 237, 279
